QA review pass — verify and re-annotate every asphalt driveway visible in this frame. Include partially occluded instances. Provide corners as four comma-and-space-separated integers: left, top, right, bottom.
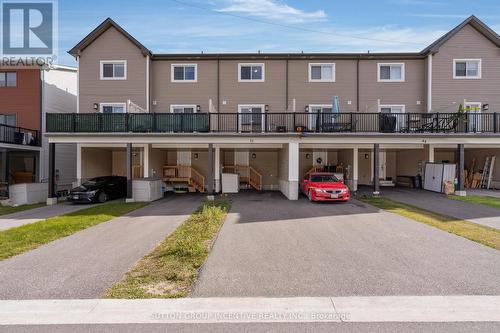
0, 202, 91, 231
379, 187, 500, 230
192, 192, 500, 297
0, 195, 201, 299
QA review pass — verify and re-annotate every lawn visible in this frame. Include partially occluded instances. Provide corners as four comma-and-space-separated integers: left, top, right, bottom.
106, 199, 230, 299
0, 202, 146, 260
361, 196, 500, 251
448, 195, 500, 210
0, 203, 45, 216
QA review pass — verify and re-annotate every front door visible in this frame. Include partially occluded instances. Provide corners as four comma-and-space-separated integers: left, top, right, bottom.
238, 105, 264, 133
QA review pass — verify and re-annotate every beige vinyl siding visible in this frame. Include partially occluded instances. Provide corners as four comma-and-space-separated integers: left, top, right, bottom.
151, 60, 218, 113
219, 60, 286, 112
249, 150, 279, 189
78, 26, 147, 113
358, 59, 426, 113
81, 148, 112, 179
288, 60, 358, 112
432, 25, 500, 113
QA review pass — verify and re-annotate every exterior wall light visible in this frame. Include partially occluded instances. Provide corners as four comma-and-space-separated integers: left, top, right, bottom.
196, 105, 201, 112
93, 103, 99, 110
304, 105, 309, 112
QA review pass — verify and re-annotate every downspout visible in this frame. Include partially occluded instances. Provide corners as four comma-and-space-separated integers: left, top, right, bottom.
427, 53, 432, 113
217, 59, 220, 112
76, 55, 80, 113
356, 57, 360, 112
285, 58, 289, 111
146, 55, 150, 112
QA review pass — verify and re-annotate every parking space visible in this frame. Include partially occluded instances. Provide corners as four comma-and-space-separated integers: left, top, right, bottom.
378, 187, 500, 230
0, 195, 201, 299
193, 191, 500, 297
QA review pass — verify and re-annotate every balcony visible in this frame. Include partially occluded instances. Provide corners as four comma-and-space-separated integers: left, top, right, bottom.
46, 112, 500, 135
0, 124, 40, 146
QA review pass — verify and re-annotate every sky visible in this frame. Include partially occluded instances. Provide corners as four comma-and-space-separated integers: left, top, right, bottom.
57, 0, 500, 66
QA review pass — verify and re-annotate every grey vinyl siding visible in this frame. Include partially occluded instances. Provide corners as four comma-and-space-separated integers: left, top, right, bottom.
78, 26, 147, 113
432, 25, 500, 113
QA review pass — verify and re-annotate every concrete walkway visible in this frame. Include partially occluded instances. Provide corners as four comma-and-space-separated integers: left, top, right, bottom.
1, 296, 500, 325
193, 192, 500, 297
0, 195, 201, 299
379, 188, 500, 230
0, 202, 89, 231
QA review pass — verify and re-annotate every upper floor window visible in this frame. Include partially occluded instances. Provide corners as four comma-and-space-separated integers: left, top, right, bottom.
238, 63, 264, 82
378, 63, 405, 82
0, 72, 17, 87
454, 59, 481, 79
309, 63, 335, 82
100, 103, 126, 113
170, 104, 197, 113
171, 64, 197, 82
100, 60, 126, 80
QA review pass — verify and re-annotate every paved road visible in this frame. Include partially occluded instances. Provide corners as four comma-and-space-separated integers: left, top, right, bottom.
0, 202, 90, 231
193, 192, 500, 297
380, 188, 500, 230
0, 195, 201, 299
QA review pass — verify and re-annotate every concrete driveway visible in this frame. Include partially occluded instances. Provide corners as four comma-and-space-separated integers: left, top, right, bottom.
193, 192, 500, 297
0, 195, 201, 299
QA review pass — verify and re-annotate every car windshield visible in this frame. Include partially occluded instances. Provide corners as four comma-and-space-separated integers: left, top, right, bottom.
82, 177, 109, 187
310, 174, 339, 182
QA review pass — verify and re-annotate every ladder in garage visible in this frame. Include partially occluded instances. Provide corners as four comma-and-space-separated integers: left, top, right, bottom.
479, 156, 496, 189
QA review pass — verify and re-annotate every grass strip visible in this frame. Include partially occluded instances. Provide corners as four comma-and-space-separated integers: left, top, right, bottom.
0, 203, 45, 217
0, 202, 146, 261
361, 196, 500, 251
448, 194, 500, 210
105, 200, 230, 299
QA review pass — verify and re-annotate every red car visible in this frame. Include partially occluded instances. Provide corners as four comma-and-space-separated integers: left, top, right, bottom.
302, 172, 350, 202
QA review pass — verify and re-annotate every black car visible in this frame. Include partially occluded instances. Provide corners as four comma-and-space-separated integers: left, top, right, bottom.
67, 176, 127, 203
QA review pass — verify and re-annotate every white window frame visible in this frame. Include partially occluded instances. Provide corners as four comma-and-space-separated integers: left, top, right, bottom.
238, 63, 265, 82
99, 60, 127, 80
377, 63, 405, 82
379, 104, 406, 132
464, 100, 482, 132
99, 103, 127, 113
237, 104, 265, 132
453, 59, 482, 79
171, 64, 198, 82
308, 104, 333, 131
308, 63, 336, 82
169, 104, 198, 113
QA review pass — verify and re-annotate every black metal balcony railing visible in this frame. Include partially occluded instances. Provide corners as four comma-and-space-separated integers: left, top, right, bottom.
46, 112, 500, 134
0, 123, 40, 146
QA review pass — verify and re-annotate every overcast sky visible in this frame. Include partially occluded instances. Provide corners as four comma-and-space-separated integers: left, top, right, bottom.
57, 0, 500, 66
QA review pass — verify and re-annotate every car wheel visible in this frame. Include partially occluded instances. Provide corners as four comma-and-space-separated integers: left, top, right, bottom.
308, 190, 313, 202
97, 192, 108, 203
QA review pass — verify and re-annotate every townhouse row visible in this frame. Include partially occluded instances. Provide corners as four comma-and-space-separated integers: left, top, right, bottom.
39, 16, 500, 202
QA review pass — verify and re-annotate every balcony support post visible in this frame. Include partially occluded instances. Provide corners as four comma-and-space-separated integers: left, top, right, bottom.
494, 113, 498, 133
455, 144, 466, 196
214, 146, 221, 193
207, 143, 214, 199
47, 143, 57, 205
126, 143, 133, 202
373, 143, 380, 196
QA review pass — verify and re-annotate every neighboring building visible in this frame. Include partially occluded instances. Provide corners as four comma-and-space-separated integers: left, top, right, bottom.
45, 16, 500, 201
0, 65, 77, 201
